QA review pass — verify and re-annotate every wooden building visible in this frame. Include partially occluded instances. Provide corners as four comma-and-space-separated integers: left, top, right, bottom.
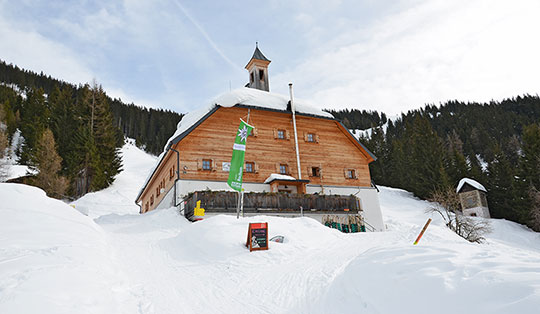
457, 178, 490, 218
135, 46, 384, 231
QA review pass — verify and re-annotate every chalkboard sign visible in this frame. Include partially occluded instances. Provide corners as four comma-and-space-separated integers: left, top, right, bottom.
246, 222, 268, 252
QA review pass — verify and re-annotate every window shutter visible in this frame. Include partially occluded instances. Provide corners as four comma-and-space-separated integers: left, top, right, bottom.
286, 130, 291, 140
197, 159, 202, 171
303, 132, 308, 142
211, 159, 216, 171
276, 163, 281, 173
316, 134, 320, 143
307, 166, 312, 177
344, 168, 348, 178
252, 128, 258, 137
254, 162, 259, 173
273, 128, 278, 139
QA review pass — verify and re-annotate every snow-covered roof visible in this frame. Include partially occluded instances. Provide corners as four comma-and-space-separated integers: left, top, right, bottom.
136, 87, 333, 202
264, 174, 297, 184
456, 178, 487, 193
213, 87, 333, 118
164, 87, 333, 153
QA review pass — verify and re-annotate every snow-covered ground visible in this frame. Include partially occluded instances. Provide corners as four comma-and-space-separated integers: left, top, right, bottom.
1, 141, 539, 314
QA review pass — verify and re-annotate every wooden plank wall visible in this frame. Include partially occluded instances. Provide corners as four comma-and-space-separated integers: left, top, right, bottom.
140, 106, 372, 213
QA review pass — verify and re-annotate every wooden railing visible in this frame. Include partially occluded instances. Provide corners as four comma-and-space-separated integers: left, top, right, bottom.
183, 191, 361, 219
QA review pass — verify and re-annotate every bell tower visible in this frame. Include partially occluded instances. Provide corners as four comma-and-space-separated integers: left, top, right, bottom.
245, 43, 271, 92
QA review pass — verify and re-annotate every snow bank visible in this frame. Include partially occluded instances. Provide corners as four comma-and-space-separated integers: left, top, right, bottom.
0, 183, 140, 314
72, 139, 157, 218
3, 144, 540, 314
457, 177, 487, 192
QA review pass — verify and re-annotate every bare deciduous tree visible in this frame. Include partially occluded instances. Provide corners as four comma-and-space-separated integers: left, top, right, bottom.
29, 128, 68, 198
528, 187, 540, 232
0, 104, 9, 182
427, 187, 491, 243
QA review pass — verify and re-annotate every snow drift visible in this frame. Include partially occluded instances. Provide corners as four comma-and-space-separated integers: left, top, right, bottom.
1, 141, 539, 314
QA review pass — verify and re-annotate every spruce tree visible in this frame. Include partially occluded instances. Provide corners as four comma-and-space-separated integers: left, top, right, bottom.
19, 88, 49, 163
520, 124, 540, 189
486, 145, 522, 221
49, 85, 77, 176
90, 84, 122, 189
366, 126, 388, 184
518, 124, 540, 229
407, 115, 448, 198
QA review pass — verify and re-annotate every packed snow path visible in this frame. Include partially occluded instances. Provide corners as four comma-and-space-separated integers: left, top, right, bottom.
1, 141, 540, 313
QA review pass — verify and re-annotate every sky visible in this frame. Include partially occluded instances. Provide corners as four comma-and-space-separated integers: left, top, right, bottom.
1, 0, 540, 116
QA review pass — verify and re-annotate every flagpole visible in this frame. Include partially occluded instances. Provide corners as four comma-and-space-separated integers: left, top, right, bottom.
289, 83, 302, 180
237, 109, 251, 218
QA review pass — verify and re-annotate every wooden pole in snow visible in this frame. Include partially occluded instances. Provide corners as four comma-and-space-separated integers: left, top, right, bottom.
413, 218, 432, 245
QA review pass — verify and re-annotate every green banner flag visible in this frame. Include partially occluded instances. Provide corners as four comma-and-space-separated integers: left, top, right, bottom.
227, 119, 254, 191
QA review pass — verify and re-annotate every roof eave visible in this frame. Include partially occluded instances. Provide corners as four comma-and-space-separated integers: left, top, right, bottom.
336, 121, 377, 163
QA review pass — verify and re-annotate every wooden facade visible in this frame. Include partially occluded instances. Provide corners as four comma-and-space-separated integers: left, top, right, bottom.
136, 105, 375, 214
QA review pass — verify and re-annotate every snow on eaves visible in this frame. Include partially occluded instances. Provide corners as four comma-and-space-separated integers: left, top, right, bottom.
165, 87, 333, 152
137, 88, 332, 202
456, 178, 487, 193
264, 173, 297, 184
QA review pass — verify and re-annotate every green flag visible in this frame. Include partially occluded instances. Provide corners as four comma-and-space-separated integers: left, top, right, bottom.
227, 119, 254, 191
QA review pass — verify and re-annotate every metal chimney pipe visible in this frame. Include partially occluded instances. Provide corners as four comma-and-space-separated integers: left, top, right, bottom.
289, 83, 302, 180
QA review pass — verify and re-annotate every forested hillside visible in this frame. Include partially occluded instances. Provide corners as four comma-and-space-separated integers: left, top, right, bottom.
330, 96, 540, 231
0, 60, 182, 199
325, 108, 387, 130
0, 60, 183, 155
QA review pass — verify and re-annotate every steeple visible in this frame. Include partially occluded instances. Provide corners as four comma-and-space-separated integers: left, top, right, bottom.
245, 43, 271, 91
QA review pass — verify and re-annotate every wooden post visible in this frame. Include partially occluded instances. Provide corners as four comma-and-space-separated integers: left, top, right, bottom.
240, 189, 245, 217
413, 218, 432, 245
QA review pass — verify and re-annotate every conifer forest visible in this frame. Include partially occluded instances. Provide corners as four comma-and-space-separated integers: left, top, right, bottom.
1, 59, 539, 231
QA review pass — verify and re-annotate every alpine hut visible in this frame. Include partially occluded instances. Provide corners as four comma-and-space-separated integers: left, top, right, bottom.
135, 45, 385, 231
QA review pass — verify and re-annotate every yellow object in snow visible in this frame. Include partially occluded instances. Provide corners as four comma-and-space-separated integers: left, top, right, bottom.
194, 200, 205, 217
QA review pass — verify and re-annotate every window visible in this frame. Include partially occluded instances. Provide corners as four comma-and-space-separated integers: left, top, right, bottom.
307, 133, 315, 142
280, 164, 288, 175
245, 162, 254, 173
345, 169, 356, 179
274, 129, 289, 140
259, 69, 264, 80
250, 72, 254, 83
311, 167, 320, 177
464, 194, 477, 209
202, 159, 212, 171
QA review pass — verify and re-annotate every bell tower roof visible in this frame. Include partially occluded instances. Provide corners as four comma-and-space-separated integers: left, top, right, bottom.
250, 45, 270, 63
245, 43, 271, 69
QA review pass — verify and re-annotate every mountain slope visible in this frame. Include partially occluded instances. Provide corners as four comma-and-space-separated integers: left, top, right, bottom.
1, 142, 539, 314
